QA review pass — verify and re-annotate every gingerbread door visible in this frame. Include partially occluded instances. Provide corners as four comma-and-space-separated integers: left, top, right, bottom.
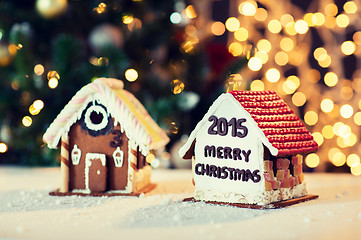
85, 153, 107, 192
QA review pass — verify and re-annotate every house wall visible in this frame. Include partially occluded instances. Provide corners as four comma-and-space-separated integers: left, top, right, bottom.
68, 121, 129, 192
193, 97, 265, 199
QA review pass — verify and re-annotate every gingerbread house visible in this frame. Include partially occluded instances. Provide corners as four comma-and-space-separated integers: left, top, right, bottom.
179, 90, 318, 207
43, 78, 169, 196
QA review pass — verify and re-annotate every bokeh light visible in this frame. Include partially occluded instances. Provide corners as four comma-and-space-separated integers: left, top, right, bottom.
125, 69, 138, 82
170, 79, 185, 94
211, 21, 225, 36
225, 17, 240, 32
265, 68, 280, 83
305, 153, 320, 168
0, 143, 8, 153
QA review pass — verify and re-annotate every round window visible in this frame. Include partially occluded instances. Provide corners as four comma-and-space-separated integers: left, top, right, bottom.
79, 102, 114, 136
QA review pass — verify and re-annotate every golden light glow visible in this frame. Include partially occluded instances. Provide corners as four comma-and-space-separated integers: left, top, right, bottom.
340, 86, 353, 100
304, 111, 318, 125
254, 8, 267, 21
318, 55, 331, 68
125, 69, 138, 82
122, 15, 134, 24
285, 22, 297, 35
170, 79, 185, 94
340, 104, 354, 119
146, 153, 155, 163
294, 20, 308, 34
312, 132, 324, 146
254, 50, 268, 64
248, 57, 262, 71
330, 150, 346, 167
280, 14, 294, 27
282, 76, 299, 94
280, 37, 294, 52
225, 17, 240, 32
211, 21, 225, 36
305, 153, 320, 168
313, 47, 327, 61
22, 116, 32, 127
333, 122, 351, 138
48, 78, 58, 89
308, 69, 321, 83
185, 5, 197, 19
268, 19, 282, 34
94, 2, 107, 14
239, 1, 257, 16
250, 80, 264, 91
275, 51, 289, 66
229, 42, 243, 57
353, 112, 361, 125
336, 14, 349, 28
324, 3, 338, 16
324, 72, 338, 87
341, 41, 356, 55
0, 143, 8, 153
312, 12, 325, 26
344, 1, 357, 14
234, 27, 248, 42
320, 98, 334, 113
324, 16, 336, 29
344, 133, 357, 147
29, 100, 44, 116
34, 64, 44, 75
304, 13, 314, 27
265, 68, 280, 83
353, 32, 361, 45
322, 125, 334, 139
292, 92, 306, 107
351, 163, 361, 176
256, 39, 271, 53
47, 71, 60, 81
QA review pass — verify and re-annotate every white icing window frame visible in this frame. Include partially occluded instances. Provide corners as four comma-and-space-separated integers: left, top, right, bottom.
113, 147, 124, 167
71, 145, 81, 165
84, 104, 109, 131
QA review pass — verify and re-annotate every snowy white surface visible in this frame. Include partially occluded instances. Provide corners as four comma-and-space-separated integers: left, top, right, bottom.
0, 167, 360, 240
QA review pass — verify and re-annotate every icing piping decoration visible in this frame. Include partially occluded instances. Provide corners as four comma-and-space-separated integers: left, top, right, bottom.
71, 145, 81, 165
113, 147, 124, 167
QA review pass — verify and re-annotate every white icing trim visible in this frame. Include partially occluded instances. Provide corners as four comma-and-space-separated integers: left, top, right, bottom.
178, 93, 278, 158
84, 104, 109, 131
194, 182, 307, 205
71, 145, 81, 165
84, 153, 106, 191
113, 147, 124, 167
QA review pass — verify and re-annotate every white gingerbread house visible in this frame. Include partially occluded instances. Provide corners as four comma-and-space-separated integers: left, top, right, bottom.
179, 90, 318, 206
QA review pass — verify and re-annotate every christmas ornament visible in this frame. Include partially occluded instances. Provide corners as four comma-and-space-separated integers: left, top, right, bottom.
88, 24, 124, 54
36, 0, 68, 19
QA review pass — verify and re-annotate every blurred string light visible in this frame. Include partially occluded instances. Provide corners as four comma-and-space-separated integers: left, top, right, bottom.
34, 64, 44, 75
22, 116, 32, 127
170, 12, 182, 24
47, 70, 60, 89
202, 0, 361, 174
125, 68, 138, 82
94, 2, 107, 14
0, 143, 8, 153
170, 79, 185, 94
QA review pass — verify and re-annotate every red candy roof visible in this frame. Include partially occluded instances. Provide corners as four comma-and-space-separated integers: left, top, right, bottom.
229, 90, 318, 156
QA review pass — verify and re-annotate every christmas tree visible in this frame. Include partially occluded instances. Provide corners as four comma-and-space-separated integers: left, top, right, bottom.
0, 0, 245, 166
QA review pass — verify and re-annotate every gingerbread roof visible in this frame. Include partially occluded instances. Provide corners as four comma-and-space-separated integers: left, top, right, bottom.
228, 90, 318, 156
179, 90, 318, 158
43, 78, 169, 154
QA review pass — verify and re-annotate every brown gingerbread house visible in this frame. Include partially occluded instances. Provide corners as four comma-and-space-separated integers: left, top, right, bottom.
179, 90, 318, 207
43, 78, 169, 196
